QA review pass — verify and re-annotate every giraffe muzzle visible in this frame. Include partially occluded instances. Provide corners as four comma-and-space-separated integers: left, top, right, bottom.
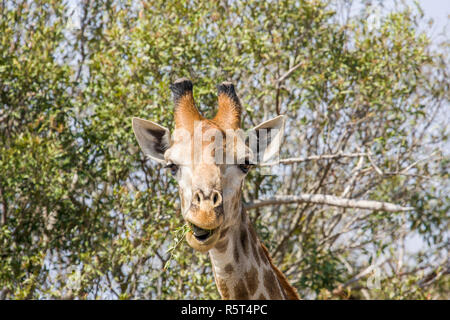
184, 189, 224, 252
185, 222, 221, 252
185, 213, 223, 252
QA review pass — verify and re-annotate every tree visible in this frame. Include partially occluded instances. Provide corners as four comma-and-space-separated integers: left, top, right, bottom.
0, 0, 448, 299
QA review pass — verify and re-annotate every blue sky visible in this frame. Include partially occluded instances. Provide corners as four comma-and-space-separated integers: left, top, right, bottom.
417, 0, 449, 29
405, 0, 449, 40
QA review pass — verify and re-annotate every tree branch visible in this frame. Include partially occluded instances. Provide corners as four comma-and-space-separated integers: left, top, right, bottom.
274, 61, 304, 114
244, 194, 414, 212
275, 62, 304, 84
260, 152, 368, 166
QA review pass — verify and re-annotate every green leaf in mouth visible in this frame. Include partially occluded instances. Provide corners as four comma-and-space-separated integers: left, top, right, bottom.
163, 223, 191, 271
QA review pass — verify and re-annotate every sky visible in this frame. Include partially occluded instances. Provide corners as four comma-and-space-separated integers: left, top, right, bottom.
416, 0, 449, 30
403, 0, 449, 42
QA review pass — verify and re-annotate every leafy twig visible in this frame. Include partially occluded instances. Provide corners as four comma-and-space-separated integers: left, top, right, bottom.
163, 223, 191, 271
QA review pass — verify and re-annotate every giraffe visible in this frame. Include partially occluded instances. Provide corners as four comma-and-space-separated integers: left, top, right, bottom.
132, 78, 300, 300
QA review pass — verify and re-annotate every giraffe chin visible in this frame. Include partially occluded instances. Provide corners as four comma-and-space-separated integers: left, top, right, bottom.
186, 228, 221, 253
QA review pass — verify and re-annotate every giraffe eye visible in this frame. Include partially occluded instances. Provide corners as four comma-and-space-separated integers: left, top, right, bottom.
238, 159, 253, 174
164, 163, 179, 175
238, 164, 251, 174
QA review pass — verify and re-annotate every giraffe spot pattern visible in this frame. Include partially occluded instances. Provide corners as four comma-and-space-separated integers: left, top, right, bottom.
258, 293, 267, 300
245, 266, 259, 296
217, 277, 230, 299
233, 242, 240, 263
224, 263, 233, 274
215, 238, 228, 253
233, 279, 249, 299
240, 227, 249, 256
249, 225, 257, 242
248, 226, 260, 265
240, 207, 246, 222
252, 241, 260, 265
258, 245, 267, 266
264, 269, 283, 299
219, 227, 229, 239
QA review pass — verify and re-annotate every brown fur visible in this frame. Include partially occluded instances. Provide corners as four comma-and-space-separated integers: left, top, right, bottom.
245, 266, 259, 296
233, 279, 249, 299
263, 268, 283, 299
241, 207, 247, 222
172, 79, 203, 130
217, 277, 230, 299
248, 224, 258, 242
213, 94, 241, 130
258, 244, 267, 266
248, 224, 261, 265
225, 263, 234, 274
240, 227, 249, 256
219, 227, 229, 239
215, 238, 228, 253
260, 243, 300, 300
251, 239, 260, 265
233, 241, 240, 263
174, 94, 203, 130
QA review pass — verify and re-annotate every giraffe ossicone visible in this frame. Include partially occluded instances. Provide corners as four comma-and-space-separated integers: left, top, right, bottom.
132, 79, 299, 300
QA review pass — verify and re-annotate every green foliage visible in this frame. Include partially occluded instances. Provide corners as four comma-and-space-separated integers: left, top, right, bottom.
164, 223, 191, 271
0, 0, 448, 299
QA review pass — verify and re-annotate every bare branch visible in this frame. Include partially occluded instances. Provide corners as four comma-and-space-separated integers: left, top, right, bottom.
274, 62, 305, 114
339, 259, 389, 289
341, 154, 365, 197
244, 194, 414, 212
275, 62, 304, 85
401, 150, 441, 173
367, 152, 383, 176
260, 152, 369, 166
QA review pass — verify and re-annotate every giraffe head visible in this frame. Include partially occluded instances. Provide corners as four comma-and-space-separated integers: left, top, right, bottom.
132, 79, 285, 252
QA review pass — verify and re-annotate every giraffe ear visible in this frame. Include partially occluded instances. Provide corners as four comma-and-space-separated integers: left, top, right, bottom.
248, 115, 286, 164
132, 117, 170, 163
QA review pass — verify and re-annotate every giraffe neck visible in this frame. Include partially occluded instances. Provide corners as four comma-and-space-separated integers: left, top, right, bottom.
209, 201, 296, 299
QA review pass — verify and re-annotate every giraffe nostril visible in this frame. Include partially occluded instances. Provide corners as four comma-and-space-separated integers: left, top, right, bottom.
211, 190, 222, 207
193, 190, 221, 207
193, 191, 202, 206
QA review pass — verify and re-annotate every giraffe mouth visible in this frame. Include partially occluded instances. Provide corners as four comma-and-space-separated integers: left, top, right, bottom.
184, 213, 223, 252
189, 222, 217, 241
